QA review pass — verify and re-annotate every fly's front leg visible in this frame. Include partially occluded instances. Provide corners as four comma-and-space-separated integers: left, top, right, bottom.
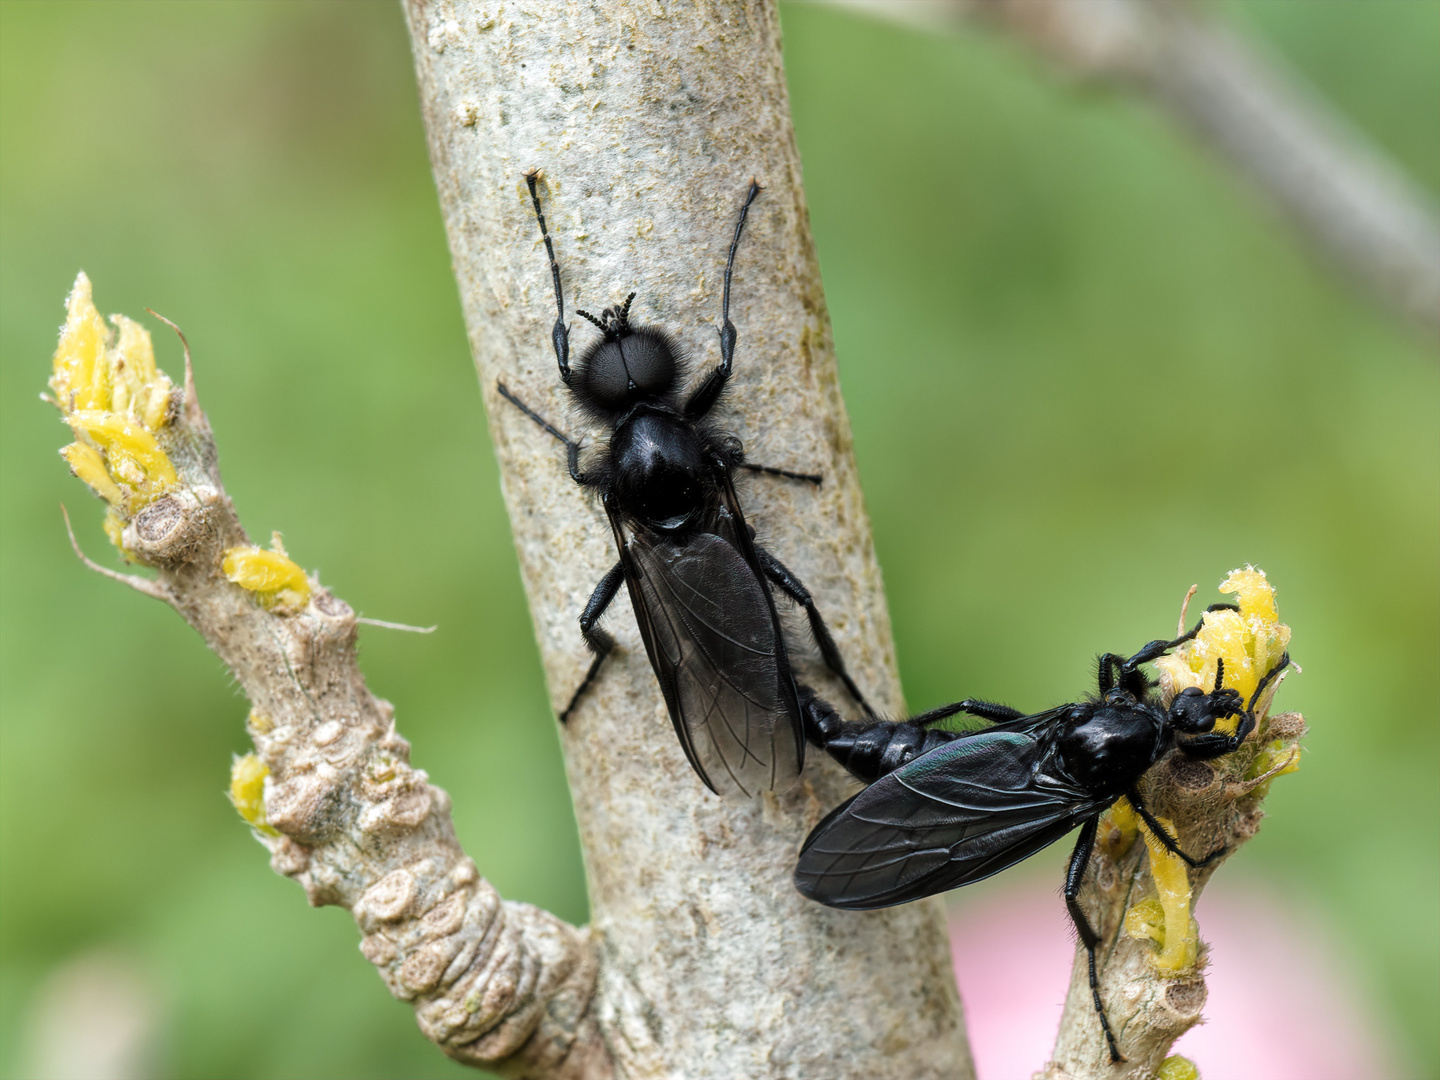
559, 561, 624, 723
1121, 603, 1242, 673
523, 169, 573, 384
685, 180, 762, 420
755, 547, 875, 719
1097, 653, 1126, 695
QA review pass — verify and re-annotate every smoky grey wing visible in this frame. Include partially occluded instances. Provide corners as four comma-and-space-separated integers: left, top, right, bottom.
627, 529, 801, 800
794, 730, 1105, 909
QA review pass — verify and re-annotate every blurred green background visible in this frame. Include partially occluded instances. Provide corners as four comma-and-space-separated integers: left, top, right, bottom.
0, 2, 1434, 1077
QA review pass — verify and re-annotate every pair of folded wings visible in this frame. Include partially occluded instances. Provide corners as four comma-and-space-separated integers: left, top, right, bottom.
605, 499, 1105, 904
794, 720, 1109, 909
609, 493, 805, 800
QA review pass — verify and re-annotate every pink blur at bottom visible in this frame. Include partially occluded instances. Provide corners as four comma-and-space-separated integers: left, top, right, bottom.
948, 875, 1400, 1080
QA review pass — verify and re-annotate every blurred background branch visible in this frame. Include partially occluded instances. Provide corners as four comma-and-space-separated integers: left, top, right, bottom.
831, 0, 1440, 337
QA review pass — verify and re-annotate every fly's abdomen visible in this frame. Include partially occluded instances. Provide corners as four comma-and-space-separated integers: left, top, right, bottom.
799, 689, 960, 785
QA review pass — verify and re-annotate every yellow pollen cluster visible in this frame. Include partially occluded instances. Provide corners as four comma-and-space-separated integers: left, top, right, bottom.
49, 273, 179, 537
223, 533, 311, 614
1116, 798, 1200, 973
1113, 569, 1298, 978
228, 753, 279, 836
1155, 567, 1292, 735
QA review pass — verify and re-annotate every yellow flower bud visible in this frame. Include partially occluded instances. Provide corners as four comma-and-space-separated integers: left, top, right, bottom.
50, 272, 111, 413
1118, 799, 1200, 972
48, 274, 181, 522
102, 510, 126, 552
1155, 567, 1292, 734
1157, 1055, 1200, 1080
1139, 811, 1199, 972
59, 442, 123, 505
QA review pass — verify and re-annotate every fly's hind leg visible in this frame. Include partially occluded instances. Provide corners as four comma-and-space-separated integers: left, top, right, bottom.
1064, 816, 1126, 1064
559, 562, 624, 723
755, 547, 875, 719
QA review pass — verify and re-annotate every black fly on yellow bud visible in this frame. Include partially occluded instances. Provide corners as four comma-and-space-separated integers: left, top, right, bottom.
795, 569, 1298, 1063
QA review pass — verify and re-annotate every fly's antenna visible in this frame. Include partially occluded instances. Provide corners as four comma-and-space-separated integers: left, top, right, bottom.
575, 294, 635, 341
575, 308, 610, 336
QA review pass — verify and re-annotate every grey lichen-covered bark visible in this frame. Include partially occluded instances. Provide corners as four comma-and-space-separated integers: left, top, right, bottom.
401, 0, 972, 1077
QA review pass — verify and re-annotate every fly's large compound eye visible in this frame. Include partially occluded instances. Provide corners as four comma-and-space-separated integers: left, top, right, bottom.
577, 331, 678, 411
619, 332, 677, 395
581, 340, 631, 409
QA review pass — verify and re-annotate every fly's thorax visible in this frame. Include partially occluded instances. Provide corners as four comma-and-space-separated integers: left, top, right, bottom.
610, 410, 713, 531
1055, 701, 1165, 796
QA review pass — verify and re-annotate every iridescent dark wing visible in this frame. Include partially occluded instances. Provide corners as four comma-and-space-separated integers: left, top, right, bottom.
607, 492, 804, 799
794, 719, 1106, 909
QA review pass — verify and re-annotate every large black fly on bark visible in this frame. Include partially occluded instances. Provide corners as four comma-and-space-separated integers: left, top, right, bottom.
794, 607, 1291, 1063
498, 170, 874, 799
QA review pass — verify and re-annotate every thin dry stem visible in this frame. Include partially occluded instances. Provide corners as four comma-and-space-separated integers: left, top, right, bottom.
63, 374, 606, 1077
61, 503, 172, 602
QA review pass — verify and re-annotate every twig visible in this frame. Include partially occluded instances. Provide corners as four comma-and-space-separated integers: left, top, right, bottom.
61, 504, 172, 603
50, 291, 606, 1077
357, 617, 438, 634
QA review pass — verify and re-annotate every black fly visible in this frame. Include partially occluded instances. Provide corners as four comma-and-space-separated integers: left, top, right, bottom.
497, 170, 873, 799
793, 606, 1291, 1062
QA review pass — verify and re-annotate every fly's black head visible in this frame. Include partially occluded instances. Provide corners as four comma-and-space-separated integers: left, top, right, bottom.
571, 292, 685, 417
1167, 660, 1244, 736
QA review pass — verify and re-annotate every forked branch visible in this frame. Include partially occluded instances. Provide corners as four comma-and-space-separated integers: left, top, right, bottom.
46, 275, 607, 1077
